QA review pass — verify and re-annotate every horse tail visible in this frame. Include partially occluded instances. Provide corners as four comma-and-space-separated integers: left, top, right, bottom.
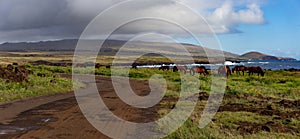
205, 69, 209, 75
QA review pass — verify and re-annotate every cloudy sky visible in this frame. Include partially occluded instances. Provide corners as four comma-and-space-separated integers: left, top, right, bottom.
0, 0, 299, 59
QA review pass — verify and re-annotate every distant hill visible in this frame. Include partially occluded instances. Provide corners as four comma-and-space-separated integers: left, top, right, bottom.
0, 39, 244, 62
241, 52, 296, 61
0, 39, 79, 52
0, 40, 296, 62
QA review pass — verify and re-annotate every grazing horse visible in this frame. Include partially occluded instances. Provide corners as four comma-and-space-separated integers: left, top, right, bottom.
95, 63, 101, 69
248, 66, 264, 76
131, 63, 139, 69
232, 65, 247, 76
190, 66, 209, 76
173, 66, 187, 74
159, 66, 170, 71
218, 65, 231, 77
14, 65, 31, 76
6, 64, 13, 71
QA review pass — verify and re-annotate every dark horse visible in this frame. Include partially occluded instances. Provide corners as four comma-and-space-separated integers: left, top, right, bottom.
190, 66, 209, 76
218, 65, 231, 77
173, 66, 187, 74
95, 63, 101, 69
232, 65, 247, 76
131, 63, 138, 69
248, 66, 264, 76
159, 66, 170, 71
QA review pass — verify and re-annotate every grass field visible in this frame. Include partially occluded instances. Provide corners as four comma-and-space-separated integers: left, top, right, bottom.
98, 66, 300, 138
0, 61, 299, 138
0, 65, 83, 102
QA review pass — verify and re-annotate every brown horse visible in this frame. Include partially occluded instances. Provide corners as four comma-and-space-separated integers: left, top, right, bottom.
173, 66, 187, 74
6, 64, 13, 71
190, 66, 209, 76
159, 66, 170, 71
232, 65, 247, 76
218, 65, 231, 77
95, 63, 101, 69
247, 66, 264, 76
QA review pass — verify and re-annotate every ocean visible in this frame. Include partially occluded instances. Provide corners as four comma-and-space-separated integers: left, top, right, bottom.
224, 60, 300, 70
138, 60, 300, 70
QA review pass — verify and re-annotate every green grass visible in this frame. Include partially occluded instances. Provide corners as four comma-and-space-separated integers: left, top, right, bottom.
160, 70, 300, 139
227, 70, 300, 99
20, 65, 300, 100
0, 65, 83, 102
215, 112, 270, 124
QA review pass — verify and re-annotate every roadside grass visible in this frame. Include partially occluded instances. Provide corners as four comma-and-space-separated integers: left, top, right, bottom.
23, 65, 300, 100
0, 65, 83, 102
161, 70, 300, 138
215, 111, 271, 125
227, 70, 300, 99
165, 108, 300, 139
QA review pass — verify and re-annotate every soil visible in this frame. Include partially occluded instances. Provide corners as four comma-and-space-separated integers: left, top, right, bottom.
197, 92, 300, 135
218, 93, 300, 135
0, 75, 161, 139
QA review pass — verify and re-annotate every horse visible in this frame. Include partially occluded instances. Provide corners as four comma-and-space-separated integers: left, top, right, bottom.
6, 64, 13, 71
190, 66, 209, 76
95, 63, 101, 69
14, 65, 32, 76
232, 65, 247, 76
173, 66, 187, 74
218, 65, 231, 77
247, 66, 264, 76
159, 66, 170, 71
131, 63, 139, 69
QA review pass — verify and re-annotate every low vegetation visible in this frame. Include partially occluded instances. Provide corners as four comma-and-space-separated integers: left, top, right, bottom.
0, 62, 299, 138
0, 65, 83, 102
99, 67, 299, 138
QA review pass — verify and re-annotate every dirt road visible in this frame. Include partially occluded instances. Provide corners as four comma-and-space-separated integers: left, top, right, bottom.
0, 75, 159, 139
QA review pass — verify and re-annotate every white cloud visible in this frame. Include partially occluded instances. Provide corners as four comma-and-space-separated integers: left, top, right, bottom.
0, 0, 266, 42
206, 1, 265, 33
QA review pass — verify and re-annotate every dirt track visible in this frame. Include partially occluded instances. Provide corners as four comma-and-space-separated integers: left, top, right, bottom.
0, 75, 159, 139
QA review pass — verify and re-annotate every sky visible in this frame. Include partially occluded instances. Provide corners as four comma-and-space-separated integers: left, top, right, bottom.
0, 0, 299, 59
